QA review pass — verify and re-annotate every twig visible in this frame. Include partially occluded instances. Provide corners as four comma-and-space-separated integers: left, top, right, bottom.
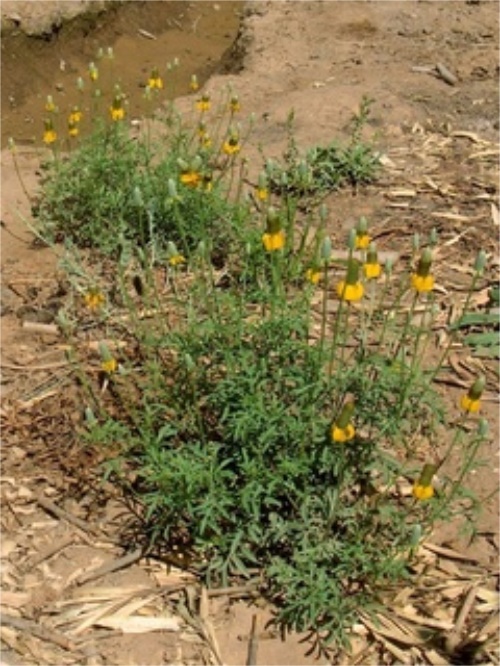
21, 321, 60, 335
71, 547, 144, 587
23, 534, 76, 570
0, 613, 80, 653
206, 584, 257, 598
36, 494, 99, 536
246, 614, 259, 666
137, 28, 156, 40
1, 360, 71, 371
445, 585, 478, 653
436, 62, 458, 86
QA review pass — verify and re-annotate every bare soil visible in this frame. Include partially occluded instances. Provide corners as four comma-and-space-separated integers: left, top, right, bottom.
1, 2, 499, 665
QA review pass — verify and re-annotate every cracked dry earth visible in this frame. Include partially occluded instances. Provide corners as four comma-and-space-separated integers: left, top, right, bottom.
1, 2, 499, 665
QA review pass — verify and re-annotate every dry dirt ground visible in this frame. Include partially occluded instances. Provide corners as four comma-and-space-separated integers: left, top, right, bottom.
1, 2, 499, 665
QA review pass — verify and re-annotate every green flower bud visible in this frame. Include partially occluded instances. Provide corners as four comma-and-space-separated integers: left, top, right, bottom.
320, 237, 332, 262
478, 418, 489, 438
474, 250, 487, 276
356, 216, 368, 233
347, 228, 357, 250
167, 178, 178, 199
133, 186, 143, 207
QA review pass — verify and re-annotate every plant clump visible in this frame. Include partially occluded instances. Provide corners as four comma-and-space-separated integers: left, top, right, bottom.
13, 51, 491, 655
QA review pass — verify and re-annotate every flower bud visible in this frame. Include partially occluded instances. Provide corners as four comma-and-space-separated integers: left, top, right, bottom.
320, 236, 332, 262
133, 186, 144, 207
356, 216, 368, 234
478, 418, 489, 438
168, 178, 178, 199
474, 250, 487, 276
347, 228, 357, 250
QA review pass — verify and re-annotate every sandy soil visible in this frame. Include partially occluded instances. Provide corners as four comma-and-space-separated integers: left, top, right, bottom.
1, 2, 499, 665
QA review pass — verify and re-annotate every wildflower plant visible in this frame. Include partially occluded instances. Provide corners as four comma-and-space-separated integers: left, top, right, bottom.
29, 53, 492, 656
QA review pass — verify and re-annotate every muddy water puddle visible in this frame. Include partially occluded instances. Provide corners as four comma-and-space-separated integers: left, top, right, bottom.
1, 1, 243, 147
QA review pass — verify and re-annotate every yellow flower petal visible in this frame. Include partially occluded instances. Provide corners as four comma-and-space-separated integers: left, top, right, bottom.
101, 358, 117, 374
411, 273, 434, 293
363, 262, 382, 279
460, 395, 481, 413
355, 233, 370, 249
180, 171, 200, 187
412, 483, 434, 501
262, 230, 285, 252
336, 281, 364, 302
306, 268, 321, 285
331, 423, 355, 443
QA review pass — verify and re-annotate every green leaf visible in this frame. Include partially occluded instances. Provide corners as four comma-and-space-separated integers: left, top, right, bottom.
450, 313, 500, 330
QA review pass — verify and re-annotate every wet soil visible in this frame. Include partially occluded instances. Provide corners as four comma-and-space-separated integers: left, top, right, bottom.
1, 0, 243, 146
1, 2, 499, 665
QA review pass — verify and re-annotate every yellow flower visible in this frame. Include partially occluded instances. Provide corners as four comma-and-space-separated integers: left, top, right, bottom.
412, 249, 434, 293
43, 128, 57, 144
200, 134, 212, 149
101, 358, 118, 375
89, 63, 99, 82
148, 68, 163, 89
413, 483, 434, 501
306, 268, 322, 285
460, 395, 481, 413
196, 95, 211, 112
229, 96, 240, 113
331, 402, 356, 443
69, 108, 83, 124
364, 262, 382, 279
84, 290, 105, 311
223, 137, 241, 155
190, 74, 199, 92
257, 187, 269, 201
331, 423, 356, 442
68, 122, 79, 138
363, 245, 381, 279
413, 463, 436, 501
169, 254, 186, 267
411, 273, 434, 293
355, 232, 370, 250
110, 104, 125, 122
180, 170, 200, 187
262, 230, 285, 252
460, 376, 485, 413
337, 259, 364, 302
45, 96, 56, 112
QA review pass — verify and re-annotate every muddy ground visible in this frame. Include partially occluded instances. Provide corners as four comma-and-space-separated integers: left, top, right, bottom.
1, 2, 499, 665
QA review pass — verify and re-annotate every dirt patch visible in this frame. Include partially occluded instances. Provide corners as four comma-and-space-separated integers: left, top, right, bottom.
1, 2, 499, 665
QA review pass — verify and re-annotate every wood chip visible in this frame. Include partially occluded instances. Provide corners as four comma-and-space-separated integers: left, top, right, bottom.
95, 614, 181, 633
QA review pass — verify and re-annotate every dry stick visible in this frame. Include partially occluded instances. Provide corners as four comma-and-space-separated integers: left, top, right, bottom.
445, 585, 478, 654
1, 360, 72, 372
0, 613, 80, 653
22, 534, 76, 571
71, 547, 144, 587
21, 321, 60, 336
36, 494, 99, 536
246, 614, 259, 666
